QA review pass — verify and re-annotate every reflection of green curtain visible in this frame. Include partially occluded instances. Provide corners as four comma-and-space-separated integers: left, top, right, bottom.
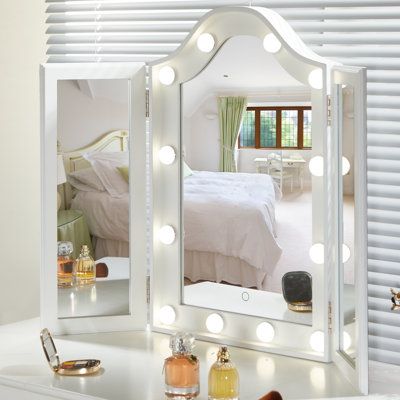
218, 96, 247, 172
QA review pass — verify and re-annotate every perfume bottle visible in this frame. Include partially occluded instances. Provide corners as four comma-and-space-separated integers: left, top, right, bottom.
164, 332, 200, 399
73, 245, 95, 286
208, 346, 239, 400
57, 241, 74, 288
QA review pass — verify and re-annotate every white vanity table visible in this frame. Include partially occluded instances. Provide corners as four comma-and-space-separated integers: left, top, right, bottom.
0, 319, 360, 400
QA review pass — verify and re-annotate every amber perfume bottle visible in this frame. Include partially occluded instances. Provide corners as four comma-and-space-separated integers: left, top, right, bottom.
57, 241, 74, 288
208, 346, 239, 400
73, 245, 95, 286
164, 332, 200, 399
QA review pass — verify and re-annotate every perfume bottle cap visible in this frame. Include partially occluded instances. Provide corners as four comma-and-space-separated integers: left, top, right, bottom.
217, 346, 231, 363
170, 332, 195, 354
79, 244, 91, 257
57, 241, 73, 256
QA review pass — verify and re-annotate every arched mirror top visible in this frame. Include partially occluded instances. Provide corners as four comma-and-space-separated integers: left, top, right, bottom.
150, 6, 340, 90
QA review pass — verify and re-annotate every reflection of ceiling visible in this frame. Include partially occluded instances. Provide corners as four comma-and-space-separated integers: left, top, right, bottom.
182, 35, 309, 117
76, 79, 128, 105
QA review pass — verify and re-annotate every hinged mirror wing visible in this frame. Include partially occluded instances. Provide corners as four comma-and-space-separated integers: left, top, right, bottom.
41, 63, 147, 334
150, 5, 366, 370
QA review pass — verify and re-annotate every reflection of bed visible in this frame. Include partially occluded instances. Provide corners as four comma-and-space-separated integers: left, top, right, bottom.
63, 130, 129, 260
184, 170, 282, 289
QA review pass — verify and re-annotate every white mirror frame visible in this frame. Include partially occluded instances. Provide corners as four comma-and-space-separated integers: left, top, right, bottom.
40, 63, 147, 334
151, 6, 342, 361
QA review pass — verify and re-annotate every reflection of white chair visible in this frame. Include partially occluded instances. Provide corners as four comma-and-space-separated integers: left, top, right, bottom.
267, 153, 293, 192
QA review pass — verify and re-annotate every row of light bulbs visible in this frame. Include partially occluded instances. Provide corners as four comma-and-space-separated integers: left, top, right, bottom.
158, 32, 324, 90
158, 305, 352, 353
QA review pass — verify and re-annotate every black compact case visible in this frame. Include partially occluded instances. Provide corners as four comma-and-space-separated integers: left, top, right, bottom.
282, 271, 312, 312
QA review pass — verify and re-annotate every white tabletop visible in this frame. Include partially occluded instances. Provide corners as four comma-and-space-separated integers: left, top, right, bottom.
0, 319, 361, 400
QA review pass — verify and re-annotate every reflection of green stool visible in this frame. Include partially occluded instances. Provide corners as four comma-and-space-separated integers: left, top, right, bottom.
57, 210, 93, 259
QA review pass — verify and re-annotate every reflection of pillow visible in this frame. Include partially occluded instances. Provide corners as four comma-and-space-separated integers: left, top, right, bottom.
84, 151, 129, 197
68, 168, 105, 192
183, 161, 193, 178
117, 166, 129, 183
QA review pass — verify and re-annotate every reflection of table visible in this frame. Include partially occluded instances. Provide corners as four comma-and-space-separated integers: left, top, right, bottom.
58, 257, 130, 319
57, 209, 93, 258
254, 156, 306, 189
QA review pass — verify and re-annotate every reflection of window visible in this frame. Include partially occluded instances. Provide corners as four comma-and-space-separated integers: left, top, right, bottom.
239, 106, 312, 149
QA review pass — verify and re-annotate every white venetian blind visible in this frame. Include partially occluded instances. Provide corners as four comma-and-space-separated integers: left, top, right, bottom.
46, 0, 400, 365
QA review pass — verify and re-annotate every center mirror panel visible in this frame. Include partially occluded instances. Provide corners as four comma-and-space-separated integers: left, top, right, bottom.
56, 79, 131, 319
181, 36, 314, 325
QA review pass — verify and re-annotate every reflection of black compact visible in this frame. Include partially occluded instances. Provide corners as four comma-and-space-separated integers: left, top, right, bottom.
40, 328, 101, 376
282, 271, 312, 312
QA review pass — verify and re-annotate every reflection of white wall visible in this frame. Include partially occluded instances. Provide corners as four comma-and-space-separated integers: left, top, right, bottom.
58, 79, 129, 151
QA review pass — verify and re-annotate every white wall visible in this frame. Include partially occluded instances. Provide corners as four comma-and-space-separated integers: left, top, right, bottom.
58, 80, 129, 151
0, 0, 46, 324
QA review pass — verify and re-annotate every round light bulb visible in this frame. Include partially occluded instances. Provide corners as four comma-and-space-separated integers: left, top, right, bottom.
342, 244, 351, 263
309, 156, 324, 177
158, 145, 176, 165
206, 313, 224, 334
309, 243, 324, 264
256, 322, 275, 343
343, 331, 352, 351
159, 305, 176, 325
310, 330, 324, 352
342, 156, 350, 175
158, 225, 175, 245
308, 68, 323, 90
263, 33, 282, 53
159, 65, 175, 86
197, 33, 215, 53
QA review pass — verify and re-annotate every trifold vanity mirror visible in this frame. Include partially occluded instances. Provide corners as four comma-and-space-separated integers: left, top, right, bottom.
41, 5, 368, 396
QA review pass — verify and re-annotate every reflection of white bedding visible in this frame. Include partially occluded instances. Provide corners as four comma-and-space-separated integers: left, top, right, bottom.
71, 191, 128, 242
184, 171, 282, 273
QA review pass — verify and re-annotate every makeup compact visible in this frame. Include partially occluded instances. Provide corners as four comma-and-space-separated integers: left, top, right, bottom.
40, 328, 101, 376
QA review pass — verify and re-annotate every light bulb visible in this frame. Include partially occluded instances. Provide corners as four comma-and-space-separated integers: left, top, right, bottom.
158, 145, 176, 165
310, 331, 324, 352
309, 243, 324, 264
197, 33, 215, 53
343, 331, 352, 351
159, 305, 176, 325
158, 225, 175, 245
206, 313, 224, 334
159, 65, 175, 86
342, 244, 351, 263
309, 156, 324, 177
256, 322, 275, 342
342, 156, 350, 175
308, 68, 323, 90
263, 33, 282, 53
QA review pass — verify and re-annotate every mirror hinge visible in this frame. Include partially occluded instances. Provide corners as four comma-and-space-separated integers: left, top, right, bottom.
146, 275, 150, 304
328, 301, 333, 334
327, 95, 332, 126
145, 89, 150, 118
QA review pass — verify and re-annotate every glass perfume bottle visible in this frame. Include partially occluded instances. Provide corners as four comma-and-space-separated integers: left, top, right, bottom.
73, 245, 95, 286
57, 241, 74, 288
208, 346, 239, 400
164, 332, 200, 399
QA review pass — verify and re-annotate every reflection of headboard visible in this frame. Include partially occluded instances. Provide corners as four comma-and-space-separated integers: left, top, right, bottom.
61, 130, 128, 209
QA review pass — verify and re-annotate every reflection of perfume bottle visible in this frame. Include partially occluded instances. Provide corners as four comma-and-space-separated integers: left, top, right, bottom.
57, 241, 74, 288
73, 245, 95, 286
164, 332, 200, 399
208, 346, 239, 400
